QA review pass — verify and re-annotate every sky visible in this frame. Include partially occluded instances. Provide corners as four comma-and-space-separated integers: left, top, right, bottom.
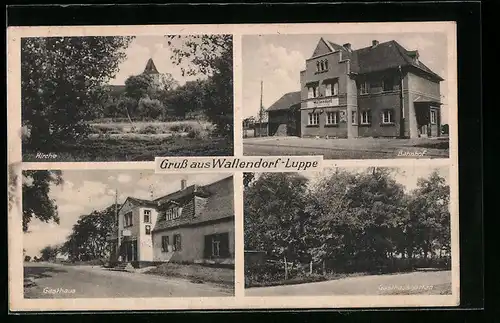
109, 35, 201, 86
23, 171, 231, 257
252, 165, 449, 193
242, 33, 450, 124
307, 165, 449, 192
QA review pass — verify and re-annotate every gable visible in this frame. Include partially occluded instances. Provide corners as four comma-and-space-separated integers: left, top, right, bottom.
311, 38, 333, 58
119, 199, 137, 216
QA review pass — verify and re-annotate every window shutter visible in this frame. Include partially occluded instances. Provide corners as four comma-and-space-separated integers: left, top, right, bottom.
220, 233, 230, 258
178, 235, 182, 251
204, 235, 212, 258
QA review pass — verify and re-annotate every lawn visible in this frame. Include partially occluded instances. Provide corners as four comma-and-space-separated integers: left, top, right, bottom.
24, 136, 232, 161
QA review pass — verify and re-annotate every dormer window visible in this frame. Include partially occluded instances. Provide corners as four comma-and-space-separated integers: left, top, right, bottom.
162, 206, 182, 221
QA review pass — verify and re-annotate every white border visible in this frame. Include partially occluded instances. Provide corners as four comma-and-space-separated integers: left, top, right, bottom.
8, 21, 459, 311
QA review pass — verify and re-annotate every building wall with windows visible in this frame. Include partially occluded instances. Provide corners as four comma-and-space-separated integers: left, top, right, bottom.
110, 176, 234, 266
152, 220, 234, 263
137, 207, 158, 262
278, 38, 445, 139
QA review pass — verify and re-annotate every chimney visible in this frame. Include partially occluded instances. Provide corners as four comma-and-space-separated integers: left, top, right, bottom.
181, 179, 187, 190
372, 40, 379, 48
408, 50, 420, 62
343, 43, 352, 52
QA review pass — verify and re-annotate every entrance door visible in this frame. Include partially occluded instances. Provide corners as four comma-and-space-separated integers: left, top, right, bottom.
419, 125, 428, 138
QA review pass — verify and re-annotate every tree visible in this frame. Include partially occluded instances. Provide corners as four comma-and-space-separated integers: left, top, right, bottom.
124, 74, 153, 101
61, 204, 117, 261
154, 73, 179, 93
22, 170, 63, 232
244, 173, 311, 263
166, 35, 233, 137
24, 256, 31, 262
243, 172, 255, 188
137, 97, 164, 120
407, 171, 450, 260
163, 79, 209, 118
22, 36, 134, 150
40, 245, 59, 261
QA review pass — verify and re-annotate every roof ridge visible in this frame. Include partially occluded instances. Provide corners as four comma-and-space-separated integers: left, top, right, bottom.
390, 40, 413, 65
201, 175, 233, 190
353, 39, 395, 53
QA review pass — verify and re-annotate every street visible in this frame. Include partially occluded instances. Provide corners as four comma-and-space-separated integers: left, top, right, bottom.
245, 270, 452, 296
243, 137, 449, 159
24, 262, 233, 298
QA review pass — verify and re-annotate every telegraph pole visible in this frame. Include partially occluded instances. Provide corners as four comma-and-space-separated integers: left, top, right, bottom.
259, 80, 264, 137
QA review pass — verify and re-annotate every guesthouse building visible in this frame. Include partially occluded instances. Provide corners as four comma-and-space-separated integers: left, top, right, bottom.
107, 176, 235, 267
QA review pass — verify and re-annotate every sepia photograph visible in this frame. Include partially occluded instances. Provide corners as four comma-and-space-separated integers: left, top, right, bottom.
8, 21, 462, 311
242, 34, 451, 159
21, 34, 233, 162
22, 170, 235, 298
244, 166, 452, 296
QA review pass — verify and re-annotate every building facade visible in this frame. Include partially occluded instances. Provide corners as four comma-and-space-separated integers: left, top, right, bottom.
107, 176, 234, 267
267, 38, 444, 139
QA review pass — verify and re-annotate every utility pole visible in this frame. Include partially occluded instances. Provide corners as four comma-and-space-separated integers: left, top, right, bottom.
398, 65, 405, 138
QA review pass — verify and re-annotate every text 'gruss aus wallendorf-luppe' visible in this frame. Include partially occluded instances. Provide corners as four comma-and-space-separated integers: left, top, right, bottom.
155, 156, 323, 173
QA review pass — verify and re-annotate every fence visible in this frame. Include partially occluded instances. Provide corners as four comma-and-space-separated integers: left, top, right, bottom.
243, 123, 268, 138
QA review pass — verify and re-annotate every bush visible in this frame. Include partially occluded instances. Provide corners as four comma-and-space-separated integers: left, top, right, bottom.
187, 128, 209, 139
138, 125, 159, 134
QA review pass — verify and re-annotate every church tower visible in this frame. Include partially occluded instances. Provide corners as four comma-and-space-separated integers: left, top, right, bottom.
143, 58, 160, 85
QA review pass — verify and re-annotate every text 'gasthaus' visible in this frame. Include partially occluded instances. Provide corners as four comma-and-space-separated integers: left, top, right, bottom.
155, 156, 323, 173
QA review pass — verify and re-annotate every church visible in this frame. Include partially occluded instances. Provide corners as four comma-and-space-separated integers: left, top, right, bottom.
107, 58, 161, 97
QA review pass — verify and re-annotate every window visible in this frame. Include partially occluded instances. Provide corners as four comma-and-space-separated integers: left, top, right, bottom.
123, 212, 133, 227
430, 110, 437, 124
143, 209, 151, 223
161, 236, 169, 252
382, 109, 394, 124
308, 112, 320, 126
145, 225, 151, 235
324, 60, 329, 70
359, 82, 369, 94
173, 234, 182, 251
351, 111, 357, 125
162, 206, 182, 221
325, 83, 332, 97
326, 111, 339, 125
360, 110, 371, 125
316, 61, 320, 72
383, 77, 395, 92
324, 80, 338, 97
204, 233, 230, 258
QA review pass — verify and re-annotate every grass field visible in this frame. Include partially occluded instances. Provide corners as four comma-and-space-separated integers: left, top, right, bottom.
23, 120, 232, 161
